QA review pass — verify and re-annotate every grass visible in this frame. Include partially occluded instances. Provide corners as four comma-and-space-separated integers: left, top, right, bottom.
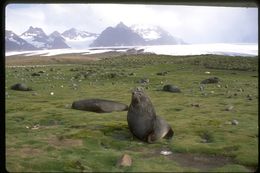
5, 54, 258, 172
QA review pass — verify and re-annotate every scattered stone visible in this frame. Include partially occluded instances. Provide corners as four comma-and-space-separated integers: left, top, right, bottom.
70, 68, 79, 72
201, 139, 208, 143
160, 150, 172, 156
72, 99, 128, 113
156, 71, 169, 76
31, 124, 40, 130
129, 72, 135, 76
205, 71, 211, 74
32, 92, 38, 96
199, 85, 204, 91
237, 88, 244, 92
247, 94, 253, 100
210, 91, 215, 94
163, 84, 181, 93
138, 78, 149, 84
217, 84, 221, 88
200, 77, 220, 84
117, 154, 132, 167
64, 104, 70, 108
31, 73, 40, 76
50, 92, 54, 96
10, 83, 32, 91
191, 103, 200, 107
224, 121, 232, 125
225, 106, 234, 111
231, 119, 239, 125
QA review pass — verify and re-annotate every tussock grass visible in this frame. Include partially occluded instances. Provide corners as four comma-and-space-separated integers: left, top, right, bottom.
6, 54, 258, 172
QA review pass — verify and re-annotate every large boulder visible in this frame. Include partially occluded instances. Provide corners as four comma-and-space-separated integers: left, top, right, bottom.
10, 83, 32, 91
71, 99, 128, 113
201, 77, 220, 84
163, 84, 181, 93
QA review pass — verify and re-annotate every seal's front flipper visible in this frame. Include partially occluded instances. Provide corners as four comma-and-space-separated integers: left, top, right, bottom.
163, 128, 174, 139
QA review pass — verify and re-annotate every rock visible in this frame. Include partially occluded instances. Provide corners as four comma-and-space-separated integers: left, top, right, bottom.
138, 78, 149, 84
129, 72, 135, 76
10, 83, 32, 91
224, 121, 232, 125
156, 71, 169, 76
225, 105, 234, 111
71, 99, 128, 113
160, 150, 172, 156
200, 77, 220, 84
231, 119, 239, 125
163, 84, 181, 93
237, 88, 244, 92
31, 73, 40, 76
191, 103, 200, 107
117, 154, 132, 167
199, 85, 204, 91
247, 94, 253, 100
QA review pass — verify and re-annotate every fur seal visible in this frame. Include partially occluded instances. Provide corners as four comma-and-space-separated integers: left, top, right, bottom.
127, 88, 174, 143
72, 99, 128, 113
10, 83, 32, 91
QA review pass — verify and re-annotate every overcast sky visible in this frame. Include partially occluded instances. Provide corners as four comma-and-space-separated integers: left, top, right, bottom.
5, 4, 258, 44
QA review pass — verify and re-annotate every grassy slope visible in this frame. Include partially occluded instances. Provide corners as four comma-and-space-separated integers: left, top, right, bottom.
5, 54, 258, 172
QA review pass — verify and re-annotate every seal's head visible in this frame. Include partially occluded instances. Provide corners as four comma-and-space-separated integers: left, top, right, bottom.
131, 87, 146, 105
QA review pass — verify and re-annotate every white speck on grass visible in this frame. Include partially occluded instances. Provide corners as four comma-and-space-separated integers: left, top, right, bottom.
160, 150, 172, 156
50, 92, 54, 95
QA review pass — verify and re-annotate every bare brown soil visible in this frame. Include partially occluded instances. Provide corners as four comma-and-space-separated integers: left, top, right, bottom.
5, 51, 124, 66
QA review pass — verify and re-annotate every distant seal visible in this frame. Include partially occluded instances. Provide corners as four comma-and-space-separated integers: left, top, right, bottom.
127, 88, 174, 143
71, 99, 128, 113
10, 83, 32, 91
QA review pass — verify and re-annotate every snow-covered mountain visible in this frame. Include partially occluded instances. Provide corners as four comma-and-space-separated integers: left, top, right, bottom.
20, 26, 70, 49
61, 28, 99, 49
5, 30, 38, 51
49, 31, 70, 49
20, 26, 52, 49
131, 24, 185, 45
90, 22, 146, 47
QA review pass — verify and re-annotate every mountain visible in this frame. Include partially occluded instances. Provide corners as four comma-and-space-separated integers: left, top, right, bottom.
5, 30, 38, 51
90, 22, 146, 47
49, 31, 70, 49
20, 26, 70, 49
62, 28, 98, 40
131, 24, 185, 45
61, 28, 99, 49
20, 26, 51, 49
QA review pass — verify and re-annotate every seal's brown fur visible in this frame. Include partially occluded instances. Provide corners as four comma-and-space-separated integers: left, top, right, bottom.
127, 88, 174, 143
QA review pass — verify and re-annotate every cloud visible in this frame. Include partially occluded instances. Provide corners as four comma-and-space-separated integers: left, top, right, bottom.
5, 4, 258, 43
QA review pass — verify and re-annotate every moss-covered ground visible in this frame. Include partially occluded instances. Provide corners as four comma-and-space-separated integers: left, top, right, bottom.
5, 54, 258, 172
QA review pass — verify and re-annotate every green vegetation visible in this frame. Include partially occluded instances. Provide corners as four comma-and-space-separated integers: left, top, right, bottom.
6, 54, 258, 172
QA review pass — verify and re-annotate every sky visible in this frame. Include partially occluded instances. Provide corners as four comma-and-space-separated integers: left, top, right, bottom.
5, 3, 258, 44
